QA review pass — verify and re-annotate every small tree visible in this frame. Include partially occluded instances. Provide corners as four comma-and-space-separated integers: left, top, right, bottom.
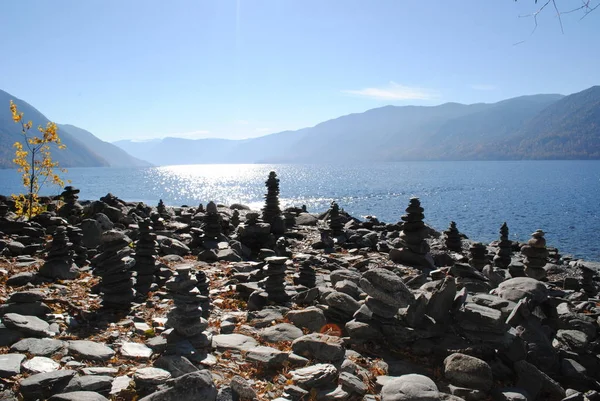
9, 100, 67, 219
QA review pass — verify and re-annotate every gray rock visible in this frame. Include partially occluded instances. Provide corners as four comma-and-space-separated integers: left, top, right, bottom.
11, 338, 65, 356
555, 329, 589, 352
19, 370, 77, 401
154, 355, 199, 378
443, 353, 493, 391
360, 268, 414, 307
230, 376, 257, 400
217, 248, 242, 262
296, 213, 318, 226
0, 323, 22, 346
212, 334, 258, 352
316, 385, 350, 400
0, 353, 25, 378
121, 342, 153, 359
6, 271, 36, 287
2, 313, 51, 337
48, 392, 109, 401
286, 307, 327, 333
291, 363, 338, 388
80, 219, 103, 249
160, 238, 190, 256
63, 375, 114, 393
260, 323, 304, 343
68, 340, 115, 361
138, 370, 217, 401
381, 374, 441, 401
134, 367, 172, 385
109, 375, 132, 396
291, 333, 345, 363
324, 291, 361, 315
245, 345, 289, 367
22, 356, 60, 373
8, 290, 45, 303
330, 269, 361, 286
489, 388, 530, 401
514, 360, 565, 400
495, 278, 548, 303
0, 301, 52, 318
339, 371, 367, 395
81, 367, 119, 376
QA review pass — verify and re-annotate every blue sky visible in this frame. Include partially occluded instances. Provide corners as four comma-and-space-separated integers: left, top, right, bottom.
1, 1, 599, 142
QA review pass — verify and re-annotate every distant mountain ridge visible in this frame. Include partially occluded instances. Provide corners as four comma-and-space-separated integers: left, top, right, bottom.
0, 89, 151, 169
113, 87, 600, 165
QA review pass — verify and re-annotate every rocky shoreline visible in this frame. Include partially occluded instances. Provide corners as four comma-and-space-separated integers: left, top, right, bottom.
1, 174, 599, 401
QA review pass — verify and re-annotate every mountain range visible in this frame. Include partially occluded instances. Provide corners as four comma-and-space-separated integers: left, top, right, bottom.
0, 89, 151, 169
114, 86, 600, 165
2, 86, 599, 168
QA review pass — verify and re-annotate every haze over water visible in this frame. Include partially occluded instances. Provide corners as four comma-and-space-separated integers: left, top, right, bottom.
1, 160, 598, 261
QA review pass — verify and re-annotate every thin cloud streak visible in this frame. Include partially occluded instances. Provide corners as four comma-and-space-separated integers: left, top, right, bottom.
471, 84, 497, 91
342, 82, 439, 101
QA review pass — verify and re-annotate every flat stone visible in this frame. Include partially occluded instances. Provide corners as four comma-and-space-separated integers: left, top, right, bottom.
212, 334, 258, 352
19, 370, 77, 401
230, 375, 257, 400
154, 355, 199, 378
48, 391, 109, 401
360, 268, 414, 307
286, 307, 327, 333
68, 340, 115, 361
8, 290, 45, 303
381, 374, 441, 401
81, 367, 119, 376
0, 353, 25, 378
291, 333, 345, 363
495, 277, 548, 303
2, 313, 51, 337
260, 323, 304, 343
137, 370, 217, 401
121, 342, 153, 359
6, 271, 36, 287
22, 356, 61, 373
11, 338, 65, 356
0, 323, 22, 346
444, 353, 493, 391
109, 375, 132, 396
291, 363, 338, 388
339, 371, 367, 395
245, 346, 289, 367
63, 375, 114, 393
134, 367, 172, 385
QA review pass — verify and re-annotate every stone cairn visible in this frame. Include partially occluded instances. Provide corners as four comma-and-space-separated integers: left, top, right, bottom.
0, 201, 9, 218
231, 209, 240, 228
150, 211, 166, 231
389, 197, 434, 269
165, 264, 210, 353
67, 226, 88, 267
580, 264, 598, 297
134, 218, 158, 297
262, 171, 285, 235
521, 229, 549, 280
443, 221, 462, 252
195, 268, 211, 318
260, 256, 290, 303
91, 230, 136, 310
294, 259, 316, 288
328, 201, 344, 235
468, 242, 488, 271
39, 226, 79, 280
157, 199, 169, 219
203, 201, 222, 241
197, 203, 204, 213
57, 186, 83, 223
493, 222, 512, 269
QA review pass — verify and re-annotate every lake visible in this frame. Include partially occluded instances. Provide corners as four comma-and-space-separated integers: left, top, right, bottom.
1, 161, 599, 261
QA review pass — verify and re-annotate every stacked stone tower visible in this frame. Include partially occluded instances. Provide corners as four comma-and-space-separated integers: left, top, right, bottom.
444, 221, 462, 252
294, 260, 316, 288
134, 218, 158, 297
262, 171, 284, 235
389, 198, 434, 269
203, 201, 222, 241
57, 186, 83, 223
493, 222, 512, 269
521, 229, 549, 280
165, 265, 210, 353
39, 226, 79, 280
469, 242, 488, 271
231, 209, 240, 228
91, 230, 136, 310
260, 256, 290, 303
328, 202, 344, 235
67, 226, 88, 267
